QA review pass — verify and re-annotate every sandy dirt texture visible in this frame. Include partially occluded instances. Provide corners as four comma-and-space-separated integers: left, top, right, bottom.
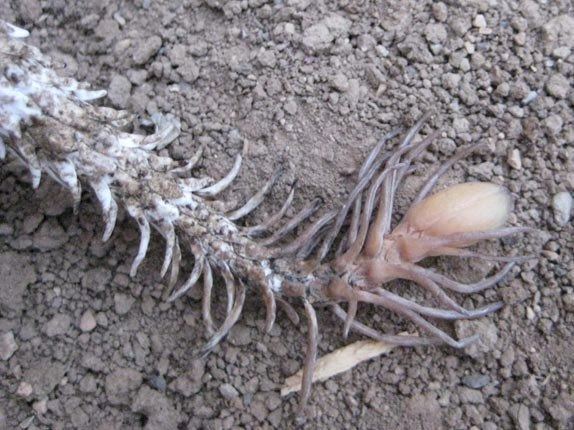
1, 0, 573, 429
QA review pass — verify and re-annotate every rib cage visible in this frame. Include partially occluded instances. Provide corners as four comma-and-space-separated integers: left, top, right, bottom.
0, 22, 532, 411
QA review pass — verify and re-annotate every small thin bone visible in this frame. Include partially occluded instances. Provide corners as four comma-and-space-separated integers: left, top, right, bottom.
227, 166, 283, 221
261, 198, 322, 246
373, 287, 503, 320
342, 297, 358, 339
282, 337, 401, 397
170, 143, 204, 176
202, 262, 215, 335
277, 297, 300, 326
271, 210, 336, 258
421, 262, 515, 294
90, 178, 118, 241
168, 250, 205, 302
299, 299, 318, 409
159, 222, 176, 278
356, 290, 478, 349
332, 305, 440, 347
201, 279, 246, 354
168, 236, 182, 289
221, 262, 236, 316
45, 159, 81, 212
196, 154, 242, 197
140, 113, 181, 151
127, 206, 151, 277
245, 182, 296, 237
260, 282, 277, 333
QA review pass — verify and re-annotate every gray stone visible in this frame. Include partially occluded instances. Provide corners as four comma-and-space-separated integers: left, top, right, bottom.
330, 73, 349, 92
424, 23, 447, 44
79, 310, 97, 332
114, 293, 135, 315
545, 74, 570, 99
458, 387, 484, 404
105, 368, 143, 405
552, 192, 572, 226
219, 383, 239, 400
257, 49, 276, 68
462, 374, 490, 389
0, 252, 36, 313
23, 358, 66, 398
108, 75, 132, 109
0, 331, 17, 360
133, 35, 162, 65
302, 23, 332, 52
177, 59, 200, 83
82, 267, 112, 292
32, 219, 68, 251
510, 403, 531, 430
44, 313, 72, 337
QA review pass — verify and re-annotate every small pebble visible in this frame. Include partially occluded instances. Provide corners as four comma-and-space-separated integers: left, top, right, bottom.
219, 383, 240, 400
552, 192, 572, 226
507, 149, 522, 170
0, 331, 18, 360
79, 310, 97, 332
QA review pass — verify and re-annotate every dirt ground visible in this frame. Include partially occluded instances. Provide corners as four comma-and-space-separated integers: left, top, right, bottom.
1, 0, 573, 429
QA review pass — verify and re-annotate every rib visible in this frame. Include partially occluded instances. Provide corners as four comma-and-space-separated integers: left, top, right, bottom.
196, 154, 242, 197
300, 299, 318, 411
221, 262, 236, 317
335, 163, 400, 269
201, 262, 215, 335
244, 182, 296, 237
227, 166, 283, 221
260, 198, 322, 246
419, 262, 515, 294
170, 143, 204, 176
413, 144, 486, 204
332, 304, 443, 347
356, 290, 478, 349
391, 264, 472, 315
90, 178, 118, 242
168, 236, 182, 289
317, 162, 406, 263
44, 159, 81, 212
126, 206, 151, 277
373, 288, 503, 320
260, 282, 277, 333
431, 226, 533, 248
168, 249, 205, 302
270, 210, 336, 258
436, 248, 534, 263
363, 118, 434, 257
342, 296, 358, 339
277, 297, 300, 326
201, 279, 246, 354
159, 222, 176, 278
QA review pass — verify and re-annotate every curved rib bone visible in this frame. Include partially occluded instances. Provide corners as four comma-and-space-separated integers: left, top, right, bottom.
90, 178, 118, 241
227, 166, 283, 221
196, 154, 242, 197
202, 262, 215, 335
126, 206, 151, 277
245, 182, 296, 237
168, 248, 205, 302
201, 279, 246, 354
300, 299, 318, 411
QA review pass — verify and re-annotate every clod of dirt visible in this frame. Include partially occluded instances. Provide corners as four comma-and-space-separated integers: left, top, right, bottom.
131, 386, 182, 430
0, 252, 36, 313
105, 367, 143, 406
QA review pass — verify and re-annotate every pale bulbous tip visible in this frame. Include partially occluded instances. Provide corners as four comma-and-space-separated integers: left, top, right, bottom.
402, 182, 512, 237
